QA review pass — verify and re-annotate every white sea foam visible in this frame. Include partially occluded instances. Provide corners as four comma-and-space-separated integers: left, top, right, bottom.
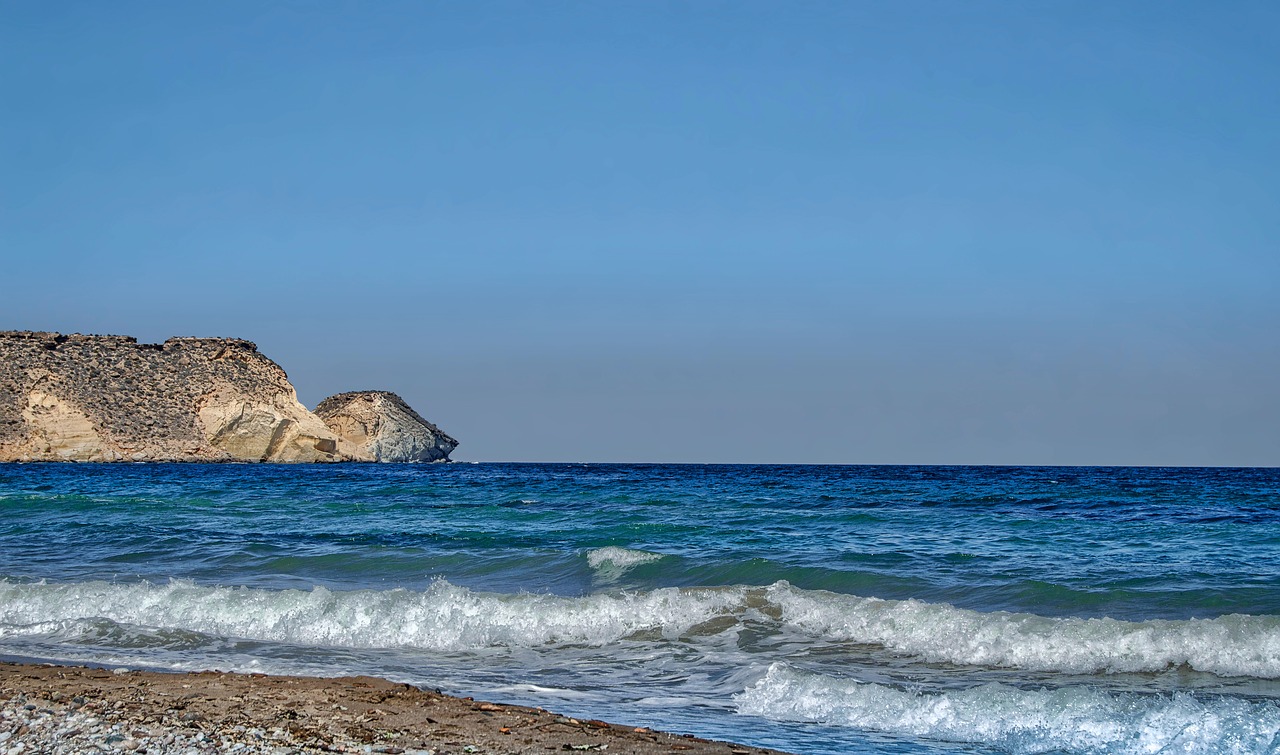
0, 578, 740, 651
766, 582, 1280, 678
586, 547, 666, 584
736, 663, 1280, 755
5, 579, 1280, 679
586, 547, 664, 571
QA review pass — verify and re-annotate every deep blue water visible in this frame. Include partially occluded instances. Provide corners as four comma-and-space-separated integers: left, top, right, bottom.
2, 463, 1280, 754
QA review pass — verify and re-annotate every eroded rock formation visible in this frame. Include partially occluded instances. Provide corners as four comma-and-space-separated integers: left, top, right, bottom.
0, 331, 455, 463
315, 391, 457, 463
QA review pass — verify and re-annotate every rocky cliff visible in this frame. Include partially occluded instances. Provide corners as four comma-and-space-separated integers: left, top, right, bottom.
315, 391, 458, 463
0, 331, 455, 463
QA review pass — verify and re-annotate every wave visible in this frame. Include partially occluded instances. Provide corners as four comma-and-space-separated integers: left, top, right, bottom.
765, 582, 1280, 678
735, 664, 1280, 755
586, 546, 665, 570
4, 579, 1280, 678
586, 547, 665, 583
0, 578, 740, 651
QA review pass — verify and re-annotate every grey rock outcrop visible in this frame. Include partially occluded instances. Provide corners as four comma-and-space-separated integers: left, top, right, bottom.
315, 391, 457, 463
0, 331, 456, 463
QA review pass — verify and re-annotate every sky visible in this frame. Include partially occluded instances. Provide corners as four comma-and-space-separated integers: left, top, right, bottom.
2, 1, 1277, 465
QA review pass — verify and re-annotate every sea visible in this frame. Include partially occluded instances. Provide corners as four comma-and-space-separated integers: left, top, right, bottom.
2, 463, 1279, 755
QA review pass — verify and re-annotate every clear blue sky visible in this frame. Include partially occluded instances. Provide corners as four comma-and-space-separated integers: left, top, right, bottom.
3, 1, 1277, 464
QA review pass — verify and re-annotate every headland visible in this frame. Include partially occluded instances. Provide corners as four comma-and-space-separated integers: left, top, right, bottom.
0, 331, 456, 463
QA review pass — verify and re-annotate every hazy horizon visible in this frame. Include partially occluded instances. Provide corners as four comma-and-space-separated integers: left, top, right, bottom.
3, 2, 1277, 466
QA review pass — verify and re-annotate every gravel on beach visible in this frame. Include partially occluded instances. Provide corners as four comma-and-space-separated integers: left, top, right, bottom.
0, 662, 789, 755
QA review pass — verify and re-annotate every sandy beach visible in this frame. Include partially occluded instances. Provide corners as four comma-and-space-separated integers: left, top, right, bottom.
0, 662, 789, 755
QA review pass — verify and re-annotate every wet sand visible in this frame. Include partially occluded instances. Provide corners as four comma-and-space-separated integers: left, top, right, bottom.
0, 662, 790, 755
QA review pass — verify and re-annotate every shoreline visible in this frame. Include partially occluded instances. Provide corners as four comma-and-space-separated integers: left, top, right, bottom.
0, 661, 791, 755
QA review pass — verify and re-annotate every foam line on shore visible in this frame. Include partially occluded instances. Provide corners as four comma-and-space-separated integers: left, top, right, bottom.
735, 663, 1280, 755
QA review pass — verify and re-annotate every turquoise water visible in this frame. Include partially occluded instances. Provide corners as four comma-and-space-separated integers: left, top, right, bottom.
2, 463, 1280, 754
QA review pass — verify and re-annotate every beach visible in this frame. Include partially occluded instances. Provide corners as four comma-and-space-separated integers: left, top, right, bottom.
0, 662, 785, 755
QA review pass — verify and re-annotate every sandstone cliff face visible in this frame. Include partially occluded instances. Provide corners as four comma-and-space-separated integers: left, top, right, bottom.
315, 391, 458, 463
0, 331, 364, 462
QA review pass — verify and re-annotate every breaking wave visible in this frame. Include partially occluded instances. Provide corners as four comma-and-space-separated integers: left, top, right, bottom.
3, 579, 1280, 678
765, 582, 1280, 678
586, 547, 665, 583
585, 546, 665, 571
0, 578, 740, 651
735, 663, 1280, 755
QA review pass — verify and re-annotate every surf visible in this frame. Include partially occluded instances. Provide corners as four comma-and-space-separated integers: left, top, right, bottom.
5, 578, 1280, 679
736, 663, 1280, 755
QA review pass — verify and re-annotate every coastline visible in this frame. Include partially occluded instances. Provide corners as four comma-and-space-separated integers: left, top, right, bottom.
0, 662, 790, 755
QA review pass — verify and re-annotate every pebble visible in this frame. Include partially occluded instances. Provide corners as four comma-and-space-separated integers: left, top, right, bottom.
0, 694, 411, 754
1, 685, 586, 755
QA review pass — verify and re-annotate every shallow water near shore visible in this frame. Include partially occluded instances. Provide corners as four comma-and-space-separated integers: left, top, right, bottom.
2, 463, 1280, 754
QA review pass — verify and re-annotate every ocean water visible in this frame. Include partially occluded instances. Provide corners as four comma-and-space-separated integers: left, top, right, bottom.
2, 463, 1279, 755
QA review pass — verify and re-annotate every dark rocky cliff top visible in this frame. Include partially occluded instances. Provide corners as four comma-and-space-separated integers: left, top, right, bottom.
1, 330, 260, 352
